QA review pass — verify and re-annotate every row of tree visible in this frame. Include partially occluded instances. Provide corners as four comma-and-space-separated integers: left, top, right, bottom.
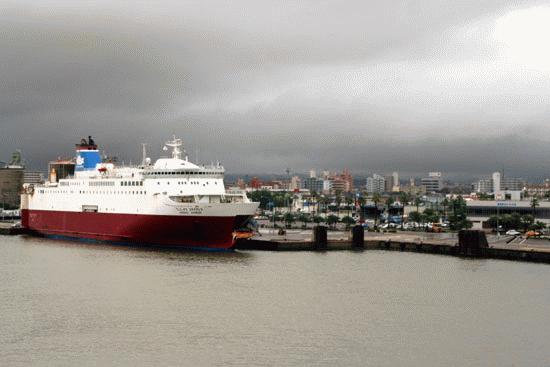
407, 196, 472, 230
486, 213, 546, 232
277, 213, 356, 229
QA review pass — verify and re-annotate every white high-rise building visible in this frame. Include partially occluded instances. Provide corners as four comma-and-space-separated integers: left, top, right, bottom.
309, 169, 317, 178
366, 174, 385, 194
392, 171, 400, 192
492, 172, 501, 193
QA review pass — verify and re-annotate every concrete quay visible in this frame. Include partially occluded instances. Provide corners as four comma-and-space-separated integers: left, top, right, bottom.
0, 222, 23, 235
235, 227, 550, 264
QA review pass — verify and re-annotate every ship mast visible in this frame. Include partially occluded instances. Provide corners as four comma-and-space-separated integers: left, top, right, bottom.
164, 135, 186, 160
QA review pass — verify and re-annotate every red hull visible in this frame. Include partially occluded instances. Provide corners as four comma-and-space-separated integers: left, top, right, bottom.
21, 209, 241, 249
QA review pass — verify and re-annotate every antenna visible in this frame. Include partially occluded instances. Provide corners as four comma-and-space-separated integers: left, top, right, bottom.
141, 143, 148, 166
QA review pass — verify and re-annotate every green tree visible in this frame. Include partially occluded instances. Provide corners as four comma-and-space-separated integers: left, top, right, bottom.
372, 193, 381, 228
399, 192, 410, 205
422, 208, 440, 224
283, 212, 295, 228
440, 198, 450, 221
531, 221, 546, 231
408, 211, 422, 224
313, 215, 325, 224
247, 190, 273, 210
327, 214, 339, 229
448, 196, 472, 231
531, 196, 540, 217
341, 215, 356, 229
297, 213, 310, 229
520, 214, 534, 232
414, 196, 422, 212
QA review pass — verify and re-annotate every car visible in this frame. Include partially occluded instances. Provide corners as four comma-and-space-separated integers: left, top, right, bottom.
506, 229, 520, 236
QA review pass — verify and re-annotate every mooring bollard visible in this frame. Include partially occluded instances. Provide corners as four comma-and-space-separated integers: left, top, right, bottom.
458, 230, 488, 256
351, 225, 364, 249
313, 225, 328, 250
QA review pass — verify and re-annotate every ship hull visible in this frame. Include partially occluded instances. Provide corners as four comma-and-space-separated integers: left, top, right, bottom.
21, 209, 247, 250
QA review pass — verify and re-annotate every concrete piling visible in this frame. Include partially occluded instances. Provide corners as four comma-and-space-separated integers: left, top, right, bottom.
351, 225, 364, 249
313, 225, 328, 250
458, 230, 488, 256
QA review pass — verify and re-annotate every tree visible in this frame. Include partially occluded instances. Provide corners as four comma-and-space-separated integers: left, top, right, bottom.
297, 213, 310, 229
247, 190, 273, 210
357, 195, 366, 222
327, 214, 339, 229
531, 221, 546, 231
283, 213, 295, 228
440, 198, 450, 221
335, 191, 343, 214
531, 196, 540, 217
414, 196, 422, 212
520, 214, 534, 232
422, 208, 440, 224
399, 192, 410, 205
408, 211, 422, 224
372, 193, 381, 228
313, 215, 325, 225
341, 216, 356, 229
448, 196, 472, 231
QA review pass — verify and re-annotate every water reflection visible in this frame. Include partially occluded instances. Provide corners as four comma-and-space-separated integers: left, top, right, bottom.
18, 234, 253, 265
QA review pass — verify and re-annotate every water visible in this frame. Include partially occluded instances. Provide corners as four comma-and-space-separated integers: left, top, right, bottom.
1, 235, 550, 367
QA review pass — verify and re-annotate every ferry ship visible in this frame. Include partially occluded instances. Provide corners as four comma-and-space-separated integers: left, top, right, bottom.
21, 136, 259, 250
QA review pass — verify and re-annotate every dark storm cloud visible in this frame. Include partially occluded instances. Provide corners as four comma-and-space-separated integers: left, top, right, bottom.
1, 0, 549, 179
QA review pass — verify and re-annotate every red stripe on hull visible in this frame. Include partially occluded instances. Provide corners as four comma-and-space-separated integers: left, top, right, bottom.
21, 209, 241, 249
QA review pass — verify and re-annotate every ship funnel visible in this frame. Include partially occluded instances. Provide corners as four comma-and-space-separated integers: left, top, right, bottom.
75, 136, 101, 172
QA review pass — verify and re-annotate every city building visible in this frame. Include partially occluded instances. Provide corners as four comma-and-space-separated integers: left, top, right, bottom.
473, 172, 525, 195
384, 175, 393, 193
467, 200, 550, 229
328, 169, 353, 193
421, 172, 442, 193
525, 181, 550, 197
303, 177, 324, 194
249, 177, 263, 189
392, 171, 400, 192
473, 179, 493, 194
0, 151, 25, 209
290, 176, 302, 191
366, 174, 385, 194
236, 178, 246, 189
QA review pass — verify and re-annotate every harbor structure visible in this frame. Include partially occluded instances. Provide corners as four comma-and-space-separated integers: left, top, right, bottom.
0, 151, 24, 209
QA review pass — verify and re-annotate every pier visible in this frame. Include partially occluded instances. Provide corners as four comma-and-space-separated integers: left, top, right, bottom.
236, 226, 550, 264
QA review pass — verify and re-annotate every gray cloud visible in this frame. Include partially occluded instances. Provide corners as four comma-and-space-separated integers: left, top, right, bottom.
1, 0, 549, 181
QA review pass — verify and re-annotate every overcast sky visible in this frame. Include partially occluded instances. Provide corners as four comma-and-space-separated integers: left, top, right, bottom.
1, 0, 549, 180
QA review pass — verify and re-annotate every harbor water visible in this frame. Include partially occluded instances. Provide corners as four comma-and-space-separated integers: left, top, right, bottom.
1, 235, 550, 366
